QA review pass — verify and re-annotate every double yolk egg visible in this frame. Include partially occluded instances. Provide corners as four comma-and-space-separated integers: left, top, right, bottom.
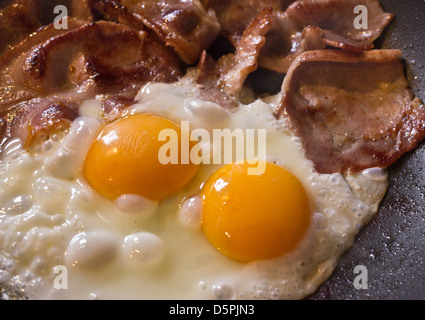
83, 113, 311, 263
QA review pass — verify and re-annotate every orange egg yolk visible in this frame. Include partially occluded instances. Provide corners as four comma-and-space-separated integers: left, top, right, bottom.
201, 160, 311, 262
84, 114, 200, 201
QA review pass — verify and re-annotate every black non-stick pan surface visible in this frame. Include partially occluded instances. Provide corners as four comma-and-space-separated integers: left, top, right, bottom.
309, 0, 425, 300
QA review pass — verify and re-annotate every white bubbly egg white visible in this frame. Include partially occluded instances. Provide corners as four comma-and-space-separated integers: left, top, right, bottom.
0, 73, 389, 300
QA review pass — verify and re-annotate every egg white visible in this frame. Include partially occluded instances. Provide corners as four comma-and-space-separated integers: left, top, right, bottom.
0, 72, 388, 300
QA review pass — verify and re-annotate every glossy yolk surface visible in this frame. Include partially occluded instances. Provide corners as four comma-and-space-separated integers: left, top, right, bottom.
201, 161, 311, 262
84, 114, 200, 200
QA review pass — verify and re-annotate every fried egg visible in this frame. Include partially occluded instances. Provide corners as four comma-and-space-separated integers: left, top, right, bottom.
0, 73, 388, 300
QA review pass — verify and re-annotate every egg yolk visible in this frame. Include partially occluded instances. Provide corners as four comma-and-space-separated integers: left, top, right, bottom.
201, 160, 311, 262
84, 114, 200, 200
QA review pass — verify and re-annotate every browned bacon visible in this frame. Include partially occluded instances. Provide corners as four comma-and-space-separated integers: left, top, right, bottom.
195, 8, 275, 107
0, 0, 42, 56
93, 0, 221, 65
218, 7, 275, 95
277, 49, 425, 174
71, 0, 96, 21
258, 22, 325, 74
207, 1, 327, 74
208, 0, 294, 46
286, 0, 394, 52
0, 19, 183, 147
0, 20, 182, 109
196, 51, 239, 110
0, 97, 79, 148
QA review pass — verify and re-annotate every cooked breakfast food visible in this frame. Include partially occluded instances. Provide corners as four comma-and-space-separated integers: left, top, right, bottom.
0, 0, 424, 300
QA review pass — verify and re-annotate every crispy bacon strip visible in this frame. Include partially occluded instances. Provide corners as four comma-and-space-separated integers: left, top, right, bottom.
196, 51, 239, 110
258, 23, 325, 74
208, 0, 326, 74
277, 49, 425, 174
0, 19, 88, 109
196, 8, 274, 107
219, 7, 275, 95
0, 0, 96, 56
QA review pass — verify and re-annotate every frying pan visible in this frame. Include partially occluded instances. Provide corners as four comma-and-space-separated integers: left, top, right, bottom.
308, 0, 425, 300
0, 0, 424, 301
